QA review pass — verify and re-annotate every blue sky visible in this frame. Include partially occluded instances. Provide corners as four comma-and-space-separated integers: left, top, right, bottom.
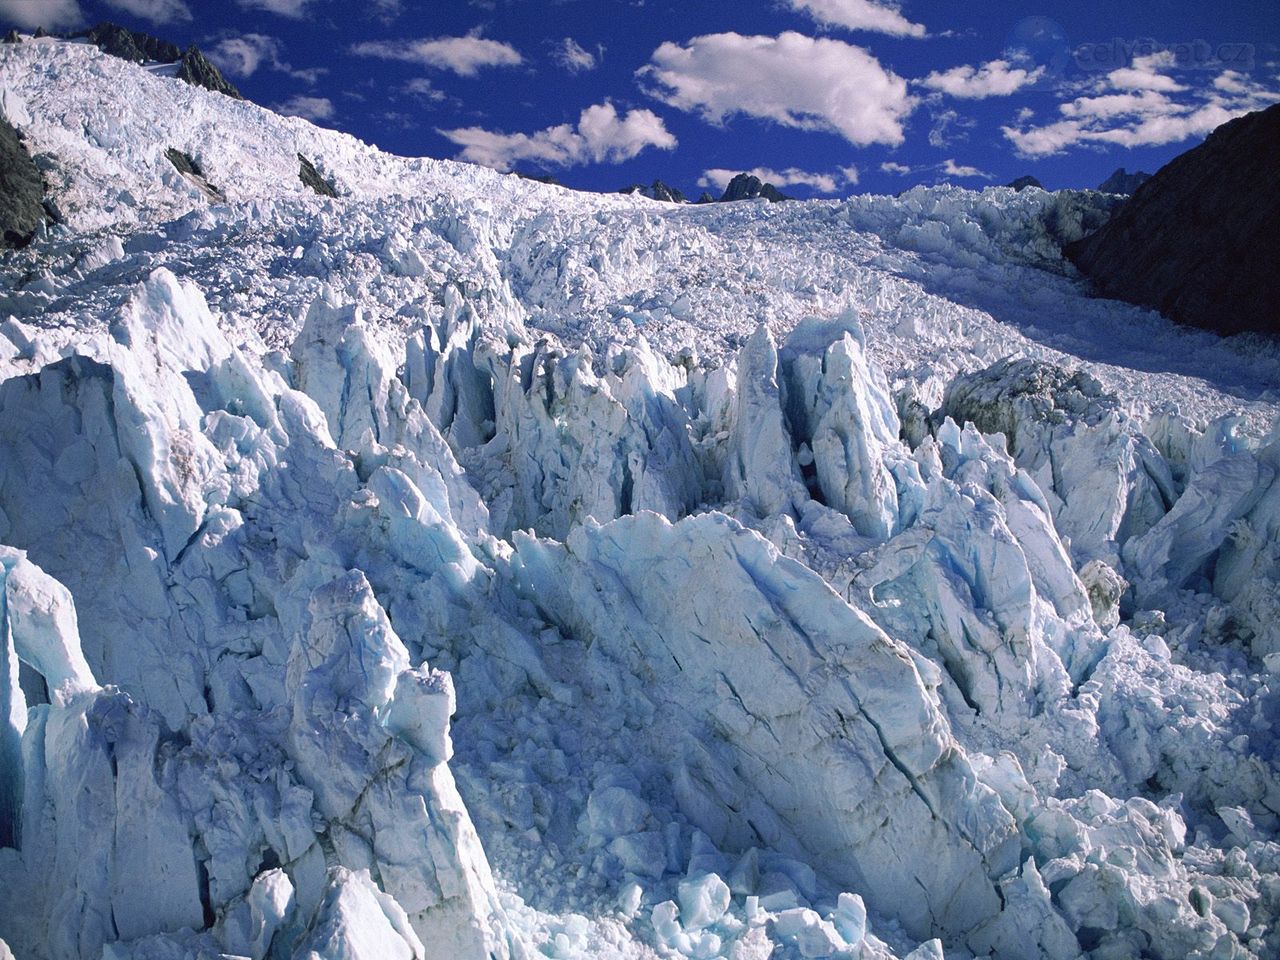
3, 0, 1278, 197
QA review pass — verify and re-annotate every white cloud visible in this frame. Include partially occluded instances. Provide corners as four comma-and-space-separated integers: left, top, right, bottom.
439, 101, 676, 171
639, 32, 914, 147
880, 160, 912, 174
405, 78, 447, 103
1004, 61, 1280, 157
697, 165, 859, 194
788, 0, 925, 38
208, 33, 324, 83
102, 0, 191, 23
940, 158, 991, 179
927, 107, 974, 147
273, 95, 334, 122
554, 37, 599, 74
920, 58, 1044, 99
236, 0, 310, 17
1107, 52, 1185, 92
0, 0, 82, 30
352, 31, 522, 77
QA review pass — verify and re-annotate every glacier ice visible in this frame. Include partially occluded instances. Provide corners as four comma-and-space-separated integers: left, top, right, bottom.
0, 34, 1279, 960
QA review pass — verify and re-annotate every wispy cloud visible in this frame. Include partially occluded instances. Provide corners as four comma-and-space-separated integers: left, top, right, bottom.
273, 94, 334, 122
208, 34, 324, 83
0, 0, 83, 30
352, 30, 522, 77
940, 157, 992, 179
698, 165, 859, 193
920, 58, 1044, 98
788, 0, 925, 38
639, 31, 914, 147
553, 37, 600, 74
439, 101, 676, 171
236, 0, 310, 17
102, 0, 191, 24
1003, 55, 1280, 156
880, 160, 912, 174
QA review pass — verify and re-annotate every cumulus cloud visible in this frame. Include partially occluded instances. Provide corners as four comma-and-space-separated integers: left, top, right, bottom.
237, 0, 310, 16
880, 160, 912, 174
554, 37, 600, 74
697, 165, 859, 194
788, 0, 925, 38
101, 0, 191, 24
273, 95, 334, 122
0, 0, 83, 30
639, 32, 914, 147
921, 58, 1044, 98
1003, 57, 1280, 157
439, 101, 676, 171
940, 158, 991, 179
1106, 52, 1186, 92
352, 31, 522, 76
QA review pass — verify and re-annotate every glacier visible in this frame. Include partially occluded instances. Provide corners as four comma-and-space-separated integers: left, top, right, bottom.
0, 34, 1279, 960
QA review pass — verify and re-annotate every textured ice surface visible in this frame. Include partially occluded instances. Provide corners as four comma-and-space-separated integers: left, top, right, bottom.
0, 35, 1279, 960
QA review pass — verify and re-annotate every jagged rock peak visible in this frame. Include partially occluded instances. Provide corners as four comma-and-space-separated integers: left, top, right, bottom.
175, 45, 242, 99
620, 179, 686, 203
719, 173, 789, 202
1096, 167, 1151, 195
1006, 175, 1044, 191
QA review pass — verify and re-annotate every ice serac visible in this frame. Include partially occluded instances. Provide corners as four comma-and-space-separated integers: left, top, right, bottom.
509, 509, 1019, 942
780, 313, 915, 539
723, 324, 806, 519
942, 357, 1173, 568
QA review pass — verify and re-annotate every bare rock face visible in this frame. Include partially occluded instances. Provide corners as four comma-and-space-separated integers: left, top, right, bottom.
719, 173, 788, 203
0, 118, 46, 247
1066, 104, 1280, 336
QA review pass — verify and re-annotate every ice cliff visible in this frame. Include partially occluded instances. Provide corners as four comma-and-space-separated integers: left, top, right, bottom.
0, 34, 1279, 960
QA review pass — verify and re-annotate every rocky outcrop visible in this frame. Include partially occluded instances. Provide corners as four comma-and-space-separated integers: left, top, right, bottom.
719, 173, 788, 203
165, 148, 225, 202
176, 46, 242, 99
76, 22, 180, 64
75, 23, 242, 100
0, 117, 46, 247
1096, 168, 1150, 195
621, 179, 686, 203
1007, 175, 1044, 191
298, 154, 336, 197
1066, 104, 1280, 336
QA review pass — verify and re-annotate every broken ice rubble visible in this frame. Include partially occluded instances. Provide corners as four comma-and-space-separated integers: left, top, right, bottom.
0, 36, 1279, 960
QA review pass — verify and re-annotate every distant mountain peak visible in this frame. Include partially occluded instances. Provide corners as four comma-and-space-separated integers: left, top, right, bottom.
719, 173, 789, 203
620, 179, 686, 203
1096, 167, 1151, 195
1006, 175, 1044, 192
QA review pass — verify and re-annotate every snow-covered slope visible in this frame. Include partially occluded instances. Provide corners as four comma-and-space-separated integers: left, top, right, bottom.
1, 36, 1280, 960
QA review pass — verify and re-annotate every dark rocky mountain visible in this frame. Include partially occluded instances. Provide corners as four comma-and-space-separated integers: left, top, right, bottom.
73, 22, 241, 99
0, 118, 47, 247
3, 30, 19, 44
175, 46, 242, 99
1066, 103, 1280, 337
719, 173, 788, 203
298, 154, 337, 197
696, 191, 716, 204
620, 179, 686, 203
76, 22, 180, 63
1096, 168, 1151, 195
1006, 175, 1044, 191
